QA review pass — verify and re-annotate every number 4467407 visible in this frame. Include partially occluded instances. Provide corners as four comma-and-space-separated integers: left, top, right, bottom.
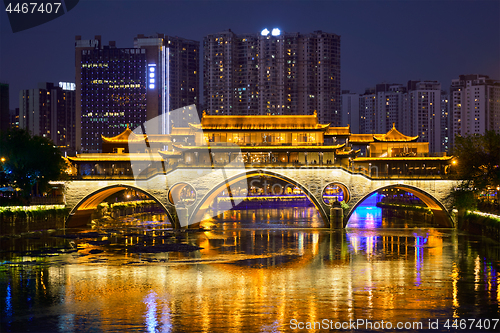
5, 2, 62, 14
444, 319, 498, 330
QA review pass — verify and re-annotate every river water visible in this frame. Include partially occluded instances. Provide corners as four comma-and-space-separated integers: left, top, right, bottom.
1, 200, 500, 332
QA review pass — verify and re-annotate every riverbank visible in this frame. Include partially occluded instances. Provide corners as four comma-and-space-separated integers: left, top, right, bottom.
0, 201, 167, 236
377, 202, 500, 242
459, 211, 500, 242
0, 205, 68, 235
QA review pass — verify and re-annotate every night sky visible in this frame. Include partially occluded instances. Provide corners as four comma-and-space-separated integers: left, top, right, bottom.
1, 0, 499, 109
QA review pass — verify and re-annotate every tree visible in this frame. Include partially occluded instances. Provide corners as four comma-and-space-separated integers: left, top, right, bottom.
453, 130, 500, 191
0, 128, 64, 200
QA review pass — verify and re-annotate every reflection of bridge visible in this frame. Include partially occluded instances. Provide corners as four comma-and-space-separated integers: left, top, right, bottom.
64, 166, 459, 229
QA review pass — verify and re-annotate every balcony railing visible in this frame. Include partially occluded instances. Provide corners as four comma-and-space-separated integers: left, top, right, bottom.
69, 161, 455, 181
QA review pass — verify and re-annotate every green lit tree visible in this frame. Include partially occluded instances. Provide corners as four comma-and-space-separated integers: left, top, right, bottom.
0, 128, 64, 200
452, 131, 500, 210
453, 131, 500, 190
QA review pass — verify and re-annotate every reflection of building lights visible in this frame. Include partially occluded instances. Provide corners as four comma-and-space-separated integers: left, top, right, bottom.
451, 263, 460, 311
474, 255, 481, 290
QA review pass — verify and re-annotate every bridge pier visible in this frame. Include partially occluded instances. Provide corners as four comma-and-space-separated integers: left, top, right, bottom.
330, 206, 343, 229
67, 209, 94, 228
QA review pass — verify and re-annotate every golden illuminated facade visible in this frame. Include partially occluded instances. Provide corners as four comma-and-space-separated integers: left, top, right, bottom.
346, 123, 452, 176
67, 114, 454, 179
175, 113, 347, 166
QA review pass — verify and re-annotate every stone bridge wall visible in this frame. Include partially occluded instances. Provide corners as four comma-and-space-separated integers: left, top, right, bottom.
64, 167, 459, 228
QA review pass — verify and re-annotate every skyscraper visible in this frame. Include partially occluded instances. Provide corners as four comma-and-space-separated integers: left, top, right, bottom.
359, 80, 443, 153
374, 83, 406, 134
359, 88, 376, 134
341, 90, 360, 133
0, 83, 9, 132
358, 84, 406, 135
75, 34, 199, 152
203, 29, 341, 125
134, 34, 200, 128
406, 81, 442, 153
19, 82, 76, 153
449, 74, 500, 148
440, 91, 450, 153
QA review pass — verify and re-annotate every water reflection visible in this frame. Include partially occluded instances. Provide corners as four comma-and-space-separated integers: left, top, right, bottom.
201, 206, 324, 229
1, 207, 500, 332
347, 193, 437, 228
348, 193, 383, 228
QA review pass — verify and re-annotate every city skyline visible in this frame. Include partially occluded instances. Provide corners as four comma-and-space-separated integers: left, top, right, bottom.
1, 0, 498, 110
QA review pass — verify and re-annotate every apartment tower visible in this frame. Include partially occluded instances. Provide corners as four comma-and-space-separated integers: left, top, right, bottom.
19, 82, 76, 153
449, 74, 500, 149
203, 29, 341, 125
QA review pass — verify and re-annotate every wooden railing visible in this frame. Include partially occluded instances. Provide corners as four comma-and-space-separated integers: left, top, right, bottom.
69, 163, 456, 181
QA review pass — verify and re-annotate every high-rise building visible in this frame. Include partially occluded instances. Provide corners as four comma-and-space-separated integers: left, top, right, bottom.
358, 84, 406, 135
9, 108, 19, 129
75, 34, 199, 152
449, 74, 500, 149
134, 34, 200, 127
19, 82, 76, 153
203, 29, 341, 125
374, 83, 406, 134
359, 87, 376, 134
341, 90, 359, 133
406, 81, 442, 153
359, 80, 443, 153
0, 83, 9, 132
440, 91, 450, 153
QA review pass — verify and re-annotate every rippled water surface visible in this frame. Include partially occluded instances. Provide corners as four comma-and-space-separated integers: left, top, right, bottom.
1, 205, 500, 332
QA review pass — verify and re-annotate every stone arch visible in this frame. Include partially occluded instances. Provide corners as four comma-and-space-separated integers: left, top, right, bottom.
345, 184, 454, 228
67, 184, 173, 228
189, 169, 329, 227
321, 181, 351, 204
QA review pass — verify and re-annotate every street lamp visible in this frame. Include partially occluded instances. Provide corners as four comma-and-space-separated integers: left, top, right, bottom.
497, 186, 500, 206
451, 159, 457, 175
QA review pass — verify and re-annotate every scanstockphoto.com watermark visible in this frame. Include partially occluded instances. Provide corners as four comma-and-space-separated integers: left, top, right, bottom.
129, 105, 248, 227
290, 319, 424, 331
290, 318, 499, 331
128, 105, 349, 227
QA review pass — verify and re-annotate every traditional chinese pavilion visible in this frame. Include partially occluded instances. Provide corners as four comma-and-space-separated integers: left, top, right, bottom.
67, 114, 453, 178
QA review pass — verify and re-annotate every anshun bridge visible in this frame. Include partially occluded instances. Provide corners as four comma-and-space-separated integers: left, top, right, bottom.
63, 113, 459, 229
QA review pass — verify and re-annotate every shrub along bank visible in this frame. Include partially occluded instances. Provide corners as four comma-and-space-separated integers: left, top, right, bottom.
459, 211, 500, 242
0, 205, 68, 235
